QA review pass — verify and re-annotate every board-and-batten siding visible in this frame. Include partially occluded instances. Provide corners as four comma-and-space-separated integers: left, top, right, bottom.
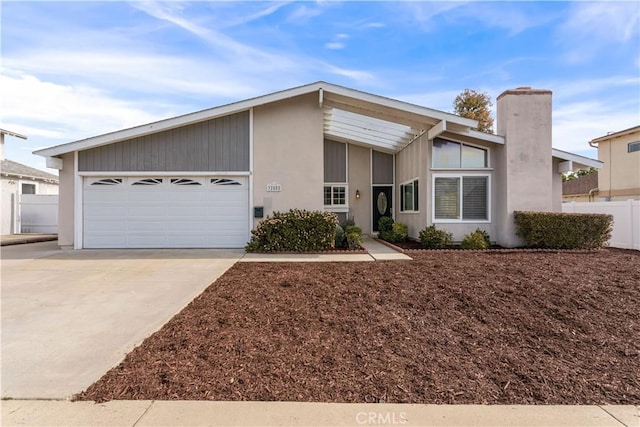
324, 140, 347, 182
372, 150, 393, 185
78, 111, 250, 172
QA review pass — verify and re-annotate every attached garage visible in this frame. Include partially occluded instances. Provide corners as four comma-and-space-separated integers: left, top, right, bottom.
83, 176, 249, 248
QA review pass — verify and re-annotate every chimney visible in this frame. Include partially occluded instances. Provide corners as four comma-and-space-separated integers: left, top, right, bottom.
495, 87, 553, 247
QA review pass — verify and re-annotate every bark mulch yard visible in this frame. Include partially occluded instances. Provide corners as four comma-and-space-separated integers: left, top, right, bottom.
77, 249, 640, 404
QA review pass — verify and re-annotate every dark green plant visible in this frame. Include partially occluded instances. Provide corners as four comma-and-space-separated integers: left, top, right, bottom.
345, 225, 364, 249
334, 224, 345, 248
245, 209, 339, 252
461, 229, 490, 249
378, 216, 394, 231
514, 211, 612, 249
419, 225, 453, 249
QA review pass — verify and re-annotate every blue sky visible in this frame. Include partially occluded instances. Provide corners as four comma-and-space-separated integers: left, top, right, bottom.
2, 1, 639, 172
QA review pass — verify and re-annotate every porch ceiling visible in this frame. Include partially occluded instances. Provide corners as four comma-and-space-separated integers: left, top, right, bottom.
323, 107, 422, 153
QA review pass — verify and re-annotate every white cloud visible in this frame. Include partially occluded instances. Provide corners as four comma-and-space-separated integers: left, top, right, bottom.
0, 69, 167, 143
325, 42, 346, 50
558, 2, 640, 63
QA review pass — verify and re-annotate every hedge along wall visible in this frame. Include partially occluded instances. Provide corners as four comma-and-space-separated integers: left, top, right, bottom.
514, 211, 613, 249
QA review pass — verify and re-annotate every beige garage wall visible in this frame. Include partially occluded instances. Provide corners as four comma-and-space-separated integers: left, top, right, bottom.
253, 93, 324, 228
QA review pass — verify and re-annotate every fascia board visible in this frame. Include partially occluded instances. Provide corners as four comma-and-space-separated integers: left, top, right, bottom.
552, 148, 603, 168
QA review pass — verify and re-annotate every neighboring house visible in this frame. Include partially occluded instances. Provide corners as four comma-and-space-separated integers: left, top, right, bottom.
34, 82, 600, 249
588, 125, 640, 201
1, 130, 59, 235
562, 172, 599, 202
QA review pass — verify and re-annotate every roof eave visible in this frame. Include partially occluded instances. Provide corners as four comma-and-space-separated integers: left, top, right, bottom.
552, 148, 603, 169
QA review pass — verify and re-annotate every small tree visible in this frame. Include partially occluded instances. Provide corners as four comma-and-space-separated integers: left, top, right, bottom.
453, 89, 494, 133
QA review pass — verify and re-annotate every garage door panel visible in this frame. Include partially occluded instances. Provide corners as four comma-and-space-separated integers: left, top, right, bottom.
84, 176, 248, 248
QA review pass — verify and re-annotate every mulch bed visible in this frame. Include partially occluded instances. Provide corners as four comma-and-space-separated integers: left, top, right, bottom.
77, 249, 640, 404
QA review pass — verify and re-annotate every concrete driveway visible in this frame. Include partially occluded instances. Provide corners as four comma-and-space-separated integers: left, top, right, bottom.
1, 241, 244, 399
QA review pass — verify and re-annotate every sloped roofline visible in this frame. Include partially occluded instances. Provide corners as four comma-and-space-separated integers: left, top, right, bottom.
34, 81, 482, 158
552, 148, 602, 169
589, 125, 640, 144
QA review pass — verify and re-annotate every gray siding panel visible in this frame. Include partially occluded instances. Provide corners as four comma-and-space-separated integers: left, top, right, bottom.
372, 150, 393, 184
79, 111, 250, 172
324, 140, 347, 182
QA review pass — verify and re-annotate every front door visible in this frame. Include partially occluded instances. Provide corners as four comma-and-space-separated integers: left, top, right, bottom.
372, 186, 392, 232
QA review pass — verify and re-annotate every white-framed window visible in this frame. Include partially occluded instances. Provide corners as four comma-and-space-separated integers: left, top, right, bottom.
400, 178, 419, 213
432, 174, 490, 222
628, 141, 640, 153
324, 184, 348, 212
432, 138, 488, 169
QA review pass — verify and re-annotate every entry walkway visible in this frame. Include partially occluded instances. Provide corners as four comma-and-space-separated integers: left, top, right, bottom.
2, 400, 637, 426
240, 236, 411, 262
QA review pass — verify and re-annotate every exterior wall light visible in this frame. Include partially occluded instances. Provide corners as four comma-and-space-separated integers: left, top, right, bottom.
355, 189, 361, 199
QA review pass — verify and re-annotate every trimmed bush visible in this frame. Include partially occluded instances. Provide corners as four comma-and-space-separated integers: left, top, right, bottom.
514, 211, 612, 249
461, 229, 490, 249
345, 225, 364, 249
419, 225, 453, 249
246, 209, 339, 252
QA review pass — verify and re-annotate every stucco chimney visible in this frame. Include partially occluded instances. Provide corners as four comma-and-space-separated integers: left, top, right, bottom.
495, 87, 553, 247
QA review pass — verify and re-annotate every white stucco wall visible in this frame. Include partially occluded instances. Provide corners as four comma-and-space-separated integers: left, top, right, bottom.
252, 93, 324, 227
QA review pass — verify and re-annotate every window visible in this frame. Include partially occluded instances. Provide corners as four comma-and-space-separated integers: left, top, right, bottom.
21, 183, 36, 194
324, 185, 347, 207
432, 138, 488, 168
400, 179, 419, 212
433, 175, 489, 222
628, 141, 640, 153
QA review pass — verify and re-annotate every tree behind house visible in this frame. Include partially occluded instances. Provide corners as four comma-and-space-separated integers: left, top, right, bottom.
453, 89, 494, 133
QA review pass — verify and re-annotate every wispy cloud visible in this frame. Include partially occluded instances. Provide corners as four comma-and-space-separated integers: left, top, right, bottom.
404, 1, 557, 35
558, 2, 640, 63
325, 33, 349, 50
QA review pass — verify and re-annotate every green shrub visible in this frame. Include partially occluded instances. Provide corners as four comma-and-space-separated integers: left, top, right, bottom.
340, 216, 356, 229
334, 224, 345, 248
461, 229, 490, 249
345, 225, 364, 249
514, 211, 612, 249
380, 222, 408, 243
378, 216, 394, 234
419, 225, 453, 249
246, 209, 339, 252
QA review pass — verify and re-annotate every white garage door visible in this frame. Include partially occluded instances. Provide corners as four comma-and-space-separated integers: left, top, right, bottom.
83, 176, 249, 248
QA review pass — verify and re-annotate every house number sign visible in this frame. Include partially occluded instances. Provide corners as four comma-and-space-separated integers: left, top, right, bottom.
267, 182, 282, 192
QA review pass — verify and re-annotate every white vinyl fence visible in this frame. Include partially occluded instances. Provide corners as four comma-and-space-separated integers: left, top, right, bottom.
19, 194, 58, 234
562, 200, 640, 250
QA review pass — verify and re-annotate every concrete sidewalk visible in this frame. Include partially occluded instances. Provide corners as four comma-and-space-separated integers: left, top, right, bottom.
240, 236, 411, 262
2, 400, 638, 426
